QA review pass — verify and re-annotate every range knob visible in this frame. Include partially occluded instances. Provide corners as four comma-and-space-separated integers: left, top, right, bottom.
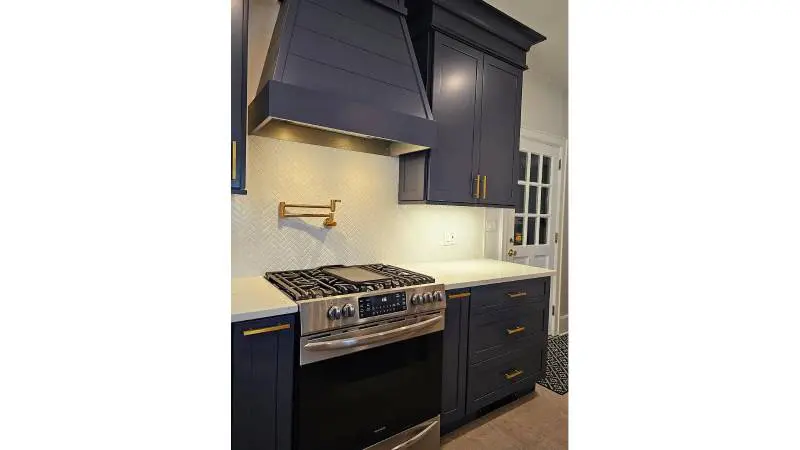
433, 291, 444, 302
327, 305, 342, 320
341, 304, 355, 318
423, 292, 433, 304
411, 294, 423, 305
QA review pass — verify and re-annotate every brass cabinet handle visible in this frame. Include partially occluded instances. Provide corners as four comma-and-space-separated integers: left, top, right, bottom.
242, 323, 290, 336
232, 140, 237, 180
447, 292, 471, 300
505, 369, 524, 380
482, 175, 487, 199
473, 175, 480, 199
506, 291, 527, 298
506, 326, 525, 335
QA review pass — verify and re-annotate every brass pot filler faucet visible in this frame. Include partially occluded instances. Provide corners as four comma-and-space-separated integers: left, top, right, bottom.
278, 199, 342, 228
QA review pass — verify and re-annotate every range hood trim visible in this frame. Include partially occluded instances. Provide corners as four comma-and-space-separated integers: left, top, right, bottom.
249, 80, 436, 154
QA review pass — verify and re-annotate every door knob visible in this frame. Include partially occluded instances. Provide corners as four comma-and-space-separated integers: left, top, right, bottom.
507, 248, 517, 257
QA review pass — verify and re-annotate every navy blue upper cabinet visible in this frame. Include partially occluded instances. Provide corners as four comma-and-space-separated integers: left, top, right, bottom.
399, 0, 544, 207
232, 314, 295, 450
477, 55, 523, 206
231, 0, 247, 195
427, 33, 483, 204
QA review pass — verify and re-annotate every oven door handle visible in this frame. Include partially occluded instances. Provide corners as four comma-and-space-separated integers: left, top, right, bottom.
390, 419, 439, 450
304, 315, 442, 351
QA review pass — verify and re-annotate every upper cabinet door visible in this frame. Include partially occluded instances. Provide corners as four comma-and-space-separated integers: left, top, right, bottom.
477, 55, 523, 207
231, 0, 247, 194
427, 33, 483, 204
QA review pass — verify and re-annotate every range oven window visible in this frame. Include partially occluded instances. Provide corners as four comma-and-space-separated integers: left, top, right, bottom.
295, 331, 443, 450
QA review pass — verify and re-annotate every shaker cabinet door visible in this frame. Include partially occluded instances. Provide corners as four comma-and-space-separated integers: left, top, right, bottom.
232, 315, 295, 450
477, 55, 523, 207
441, 290, 470, 429
427, 33, 483, 204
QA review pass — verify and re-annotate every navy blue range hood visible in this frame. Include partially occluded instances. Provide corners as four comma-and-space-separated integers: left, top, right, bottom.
248, 0, 436, 155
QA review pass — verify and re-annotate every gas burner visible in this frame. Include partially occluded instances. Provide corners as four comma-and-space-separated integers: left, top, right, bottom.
265, 264, 435, 301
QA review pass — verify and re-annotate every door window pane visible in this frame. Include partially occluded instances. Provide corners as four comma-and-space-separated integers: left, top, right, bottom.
530, 154, 539, 182
528, 186, 538, 215
539, 187, 549, 214
518, 152, 527, 182
538, 218, 548, 244
513, 217, 524, 246
527, 218, 537, 245
515, 185, 525, 213
542, 156, 551, 184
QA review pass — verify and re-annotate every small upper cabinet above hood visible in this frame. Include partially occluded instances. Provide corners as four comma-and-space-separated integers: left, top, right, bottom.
248, 0, 436, 156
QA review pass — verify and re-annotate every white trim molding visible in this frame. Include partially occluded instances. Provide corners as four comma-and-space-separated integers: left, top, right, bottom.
520, 127, 567, 147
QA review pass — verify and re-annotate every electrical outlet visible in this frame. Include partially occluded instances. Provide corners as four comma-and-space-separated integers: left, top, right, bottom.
443, 231, 456, 246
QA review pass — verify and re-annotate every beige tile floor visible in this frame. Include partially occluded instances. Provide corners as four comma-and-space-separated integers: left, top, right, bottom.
441, 387, 568, 449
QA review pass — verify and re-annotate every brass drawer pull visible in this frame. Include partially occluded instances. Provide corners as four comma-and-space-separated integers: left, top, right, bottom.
505, 369, 524, 380
506, 326, 525, 335
506, 291, 527, 298
482, 175, 487, 199
242, 323, 290, 336
447, 292, 471, 300
473, 175, 480, 199
231, 140, 237, 180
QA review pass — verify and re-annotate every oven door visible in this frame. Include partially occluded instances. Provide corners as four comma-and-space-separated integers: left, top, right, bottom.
295, 312, 444, 450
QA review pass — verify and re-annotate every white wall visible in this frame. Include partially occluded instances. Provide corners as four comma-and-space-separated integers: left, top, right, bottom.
521, 64, 569, 138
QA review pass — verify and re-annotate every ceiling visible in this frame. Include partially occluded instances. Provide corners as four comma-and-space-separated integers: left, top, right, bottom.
483, 0, 567, 90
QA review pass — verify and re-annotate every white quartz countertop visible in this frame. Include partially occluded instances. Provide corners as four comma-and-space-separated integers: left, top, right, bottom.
232, 259, 555, 322
397, 259, 556, 290
231, 277, 297, 322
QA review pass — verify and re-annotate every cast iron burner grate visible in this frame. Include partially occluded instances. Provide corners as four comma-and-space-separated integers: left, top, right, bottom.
265, 264, 435, 301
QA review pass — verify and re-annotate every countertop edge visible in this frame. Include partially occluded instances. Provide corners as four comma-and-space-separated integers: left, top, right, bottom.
442, 271, 555, 290
231, 305, 298, 323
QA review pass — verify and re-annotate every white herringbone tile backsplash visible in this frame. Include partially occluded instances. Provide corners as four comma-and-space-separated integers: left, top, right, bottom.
231, 136, 487, 277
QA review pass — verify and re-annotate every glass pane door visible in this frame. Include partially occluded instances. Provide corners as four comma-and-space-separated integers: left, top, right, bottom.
514, 152, 553, 247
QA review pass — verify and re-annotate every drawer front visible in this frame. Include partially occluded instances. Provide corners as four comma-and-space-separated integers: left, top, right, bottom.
470, 278, 550, 315
465, 343, 546, 414
468, 302, 548, 364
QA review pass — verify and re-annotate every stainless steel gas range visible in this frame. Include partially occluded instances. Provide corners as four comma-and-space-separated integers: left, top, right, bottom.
266, 264, 445, 450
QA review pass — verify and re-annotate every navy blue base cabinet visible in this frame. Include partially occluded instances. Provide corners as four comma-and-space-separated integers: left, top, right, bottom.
440, 278, 550, 434
232, 314, 295, 450
466, 278, 549, 415
441, 289, 470, 431
398, 0, 545, 207
231, 0, 247, 194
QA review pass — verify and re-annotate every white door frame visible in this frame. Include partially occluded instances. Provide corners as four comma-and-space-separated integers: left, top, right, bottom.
502, 128, 567, 335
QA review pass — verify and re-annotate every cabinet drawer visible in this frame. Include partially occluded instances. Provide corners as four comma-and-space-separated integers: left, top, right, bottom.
468, 302, 547, 364
466, 344, 545, 414
470, 278, 549, 315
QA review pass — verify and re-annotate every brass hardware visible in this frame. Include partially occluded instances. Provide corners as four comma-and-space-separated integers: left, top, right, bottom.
243, 323, 290, 336
482, 175, 487, 199
447, 292, 471, 300
507, 248, 517, 257
506, 326, 525, 335
505, 369, 524, 380
506, 291, 527, 298
279, 199, 341, 227
231, 141, 237, 180
473, 175, 480, 199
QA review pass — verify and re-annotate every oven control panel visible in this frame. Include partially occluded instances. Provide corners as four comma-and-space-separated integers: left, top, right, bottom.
358, 292, 407, 318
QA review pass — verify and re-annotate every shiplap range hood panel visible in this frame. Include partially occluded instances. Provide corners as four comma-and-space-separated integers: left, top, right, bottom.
248, 0, 436, 156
